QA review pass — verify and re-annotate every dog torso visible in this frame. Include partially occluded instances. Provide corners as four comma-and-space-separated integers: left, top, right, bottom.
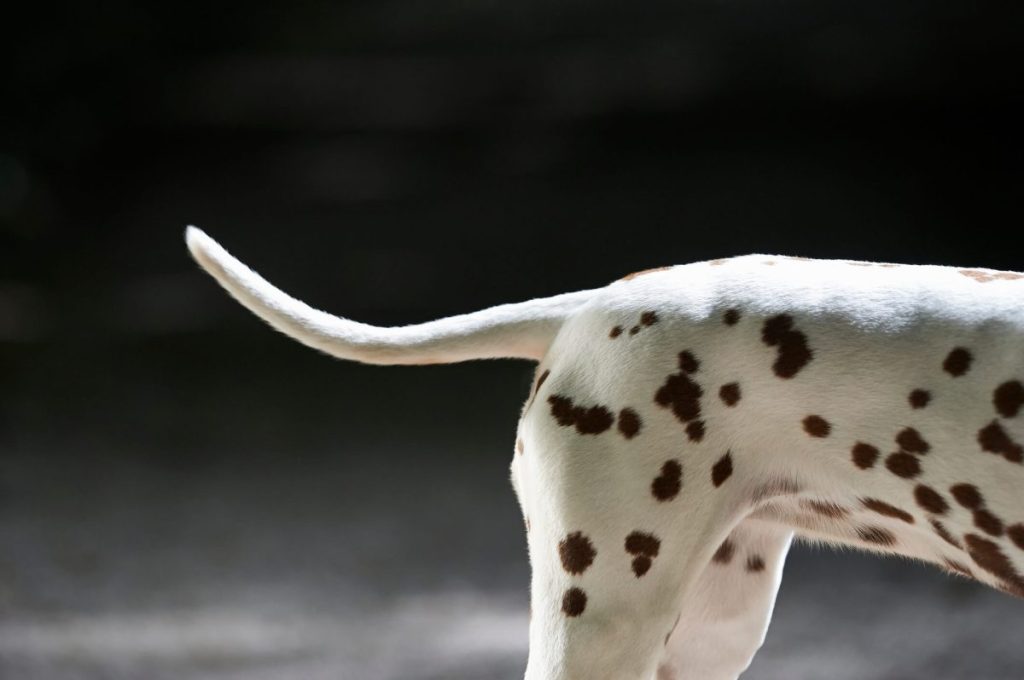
513, 255, 1024, 678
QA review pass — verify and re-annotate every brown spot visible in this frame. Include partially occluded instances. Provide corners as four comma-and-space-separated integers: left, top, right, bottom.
763, 260, 776, 266
761, 314, 813, 379
711, 453, 733, 487
632, 556, 653, 577
651, 460, 683, 501
1008, 524, 1024, 551
886, 452, 921, 478
994, 381, 1024, 418
908, 389, 931, 409
944, 559, 973, 578
516, 438, 524, 455
610, 326, 623, 339
803, 415, 831, 438
932, 519, 962, 549
943, 347, 972, 377
548, 395, 614, 435
723, 309, 741, 326
977, 420, 1024, 463
618, 408, 642, 439
895, 427, 930, 455
752, 477, 802, 502
950, 483, 983, 510
559, 532, 597, 575
862, 498, 915, 524
852, 442, 880, 469
719, 382, 741, 406
629, 325, 640, 335
525, 516, 531, 532
561, 587, 587, 617
678, 351, 700, 374
914, 485, 948, 514
802, 499, 849, 519
685, 420, 705, 442
535, 369, 550, 395
708, 258, 728, 266
959, 268, 1024, 283
654, 354, 704, 426
974, 509, 1005, 537
857, 526, 897, 546
712, 539, 735, 564
746, 555, 766, 572
626, 531, 661, 575
640, 311, 660, 327
620, 266, 671, 282
965, 534, 1024, 595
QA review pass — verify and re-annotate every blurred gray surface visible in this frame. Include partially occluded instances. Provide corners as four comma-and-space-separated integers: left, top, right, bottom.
2, 344, 1023, 679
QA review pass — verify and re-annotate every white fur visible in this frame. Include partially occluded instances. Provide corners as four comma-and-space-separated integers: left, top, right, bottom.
187, 230, 1024, 680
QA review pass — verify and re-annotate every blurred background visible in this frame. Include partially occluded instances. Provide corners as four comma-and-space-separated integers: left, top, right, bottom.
3, 2, 1024, 678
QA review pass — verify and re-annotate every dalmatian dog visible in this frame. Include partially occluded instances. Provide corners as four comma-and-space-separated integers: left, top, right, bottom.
186, 227, 1024, 680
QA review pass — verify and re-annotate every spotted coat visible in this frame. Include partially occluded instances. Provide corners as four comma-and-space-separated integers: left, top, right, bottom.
187, 230, 1024, 680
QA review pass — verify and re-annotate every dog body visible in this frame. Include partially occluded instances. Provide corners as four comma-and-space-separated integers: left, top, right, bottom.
187, 229, 1024, 680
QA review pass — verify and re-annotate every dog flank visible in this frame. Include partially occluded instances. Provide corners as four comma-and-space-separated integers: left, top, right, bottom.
188, 231, 1024, 680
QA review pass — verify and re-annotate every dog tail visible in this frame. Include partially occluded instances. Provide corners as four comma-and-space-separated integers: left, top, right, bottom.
185, 226, 593, 365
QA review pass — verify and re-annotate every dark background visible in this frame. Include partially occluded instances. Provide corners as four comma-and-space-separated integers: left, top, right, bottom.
3, 2, 1024, 678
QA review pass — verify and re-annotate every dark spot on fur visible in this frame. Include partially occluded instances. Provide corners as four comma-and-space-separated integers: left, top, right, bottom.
761, 314, 813, 379
943, 347, 972, 377
712, 453, 734, 487
896, 427, 930, 455
803, 499, 849, 518
651, 460, 683, 501
1008, 524, 1024, 551
535, 369, 550, 395
654, 354, 704, 427
632, 556, 653, 577
678, 351, 700, 374
516, 438, 524, 455
914, 485, 949, 514
719, 382, 741, 406
852, 442, 880, 469
562, 588, 587, 617
625, 531, 661, 557
548, 395, 614, 435
994, 381, 1024, 418
620, 266, 671, 282
712, 539, 735, 564
629, 325, 640, 335
723, 309, 741, 326
746, 555, 766, 573
909, 389, 931, 409
950, 483, 983, 510
641, 311, 659, 327
944, 559, 973, 578
974, 509, 1005, 537
965, 534, 1024, 595
978, 420, 1024, 463
803, 415, 830, 438
610, 326, 623, 339
862, 498, 915, 524
959, 269, 1024, 283
857, 526, 897, 546
618, 408, 642, 439
886, 452, 921, 478
559, 532, 597, 575
931, 519, 962, 549
685, 420, 705, 442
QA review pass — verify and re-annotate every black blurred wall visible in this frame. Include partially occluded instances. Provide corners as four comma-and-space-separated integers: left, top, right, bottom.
3, 3, 1024, 679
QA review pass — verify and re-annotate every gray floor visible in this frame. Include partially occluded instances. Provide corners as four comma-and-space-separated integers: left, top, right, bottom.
3, 347, 1023, 679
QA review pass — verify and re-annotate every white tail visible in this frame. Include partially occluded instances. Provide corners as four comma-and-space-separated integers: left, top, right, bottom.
185, 226, 593, 365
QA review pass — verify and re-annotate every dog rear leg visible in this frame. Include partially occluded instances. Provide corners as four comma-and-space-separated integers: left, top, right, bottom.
657, 519, 794, 680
